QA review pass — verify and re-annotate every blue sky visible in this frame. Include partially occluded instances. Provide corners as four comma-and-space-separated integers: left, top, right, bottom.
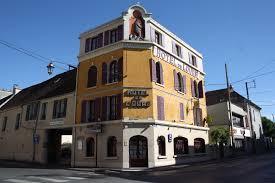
0, 0, 275, 118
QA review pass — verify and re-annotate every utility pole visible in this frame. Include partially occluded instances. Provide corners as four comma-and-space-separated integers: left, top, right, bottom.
245, 80, 256, 153
225, 63, 234, 148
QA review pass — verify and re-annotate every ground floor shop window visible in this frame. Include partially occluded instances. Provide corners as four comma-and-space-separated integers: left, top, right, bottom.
157, 136, 166, 156
86, 137, 95, 157
235, 139, 245, 151
174, 137, 189, 155
194, 138, 206, 153
107, 136, 117, 157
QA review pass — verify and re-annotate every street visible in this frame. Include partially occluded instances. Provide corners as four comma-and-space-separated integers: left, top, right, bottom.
0, 151, 274, 183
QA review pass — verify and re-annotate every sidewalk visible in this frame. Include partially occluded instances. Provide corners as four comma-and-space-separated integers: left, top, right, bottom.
1, 150, 273, 173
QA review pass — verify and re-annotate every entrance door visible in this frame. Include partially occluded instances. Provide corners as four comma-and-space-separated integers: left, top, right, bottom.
129, 135, 148, 167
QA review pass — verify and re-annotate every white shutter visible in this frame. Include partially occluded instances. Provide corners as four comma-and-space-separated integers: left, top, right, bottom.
150, 27, 155, 42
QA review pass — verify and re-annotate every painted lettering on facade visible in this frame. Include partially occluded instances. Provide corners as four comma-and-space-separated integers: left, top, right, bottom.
153, 46, 199, 78
125, 89, 150, 108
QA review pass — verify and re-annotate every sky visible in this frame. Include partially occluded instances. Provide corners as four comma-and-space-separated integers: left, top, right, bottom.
0, 0, 275, 119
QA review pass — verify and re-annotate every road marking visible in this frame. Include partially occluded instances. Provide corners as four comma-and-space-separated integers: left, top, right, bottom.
27, 176, 69, 183
4, 179, 40, 183
77, 172, 100, 175
65, 176, 86, 180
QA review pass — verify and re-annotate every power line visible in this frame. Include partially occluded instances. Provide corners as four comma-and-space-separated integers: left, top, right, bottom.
0, 39, 71, 71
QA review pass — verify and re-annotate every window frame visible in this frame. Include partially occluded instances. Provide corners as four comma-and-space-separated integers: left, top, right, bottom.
154, 31, 162, 45
157, 136, 166, 156
174, 137, 189, 155
87, 66, 98, 88
175, 44, 182, 58
2, 116, 7, 132
52, 98, 67, 119
194, 138, 206, 153
40, 102, 47, 120
109, 60, 118, 83
15, 113, 21, 130
107, 136, 117, 157
86, 137, 95, 157
156, 62, 161, 84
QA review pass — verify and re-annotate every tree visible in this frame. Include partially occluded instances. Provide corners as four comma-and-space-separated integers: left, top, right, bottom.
261, 117, 275, 138
210, 127, 230, 158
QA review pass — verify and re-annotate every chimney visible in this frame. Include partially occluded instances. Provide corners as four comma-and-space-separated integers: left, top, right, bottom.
13, 84, 21, 95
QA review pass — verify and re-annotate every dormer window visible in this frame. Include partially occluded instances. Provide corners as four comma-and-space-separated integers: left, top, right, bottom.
110, 29, 118, 44
172, 42, 182, 58
191, 55, 197, 67
155, 31, 162, 45
175, 44, 182, 58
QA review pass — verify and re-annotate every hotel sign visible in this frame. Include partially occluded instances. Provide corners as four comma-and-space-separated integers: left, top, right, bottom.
153, 46, 199, 78
125, 89, 150, 108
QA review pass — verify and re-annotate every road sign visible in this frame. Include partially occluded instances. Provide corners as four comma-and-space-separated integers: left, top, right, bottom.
33, 134, 40, 144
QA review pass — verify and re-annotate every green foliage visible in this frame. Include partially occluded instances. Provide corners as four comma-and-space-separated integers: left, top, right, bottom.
206, 115, 214, 125
261, 116, 275, 138
210, 127, 230, 145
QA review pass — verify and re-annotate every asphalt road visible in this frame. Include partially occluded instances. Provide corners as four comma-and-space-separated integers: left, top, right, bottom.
0, 151, 274, 183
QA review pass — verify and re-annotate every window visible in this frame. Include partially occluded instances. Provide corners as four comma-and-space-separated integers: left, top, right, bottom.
180, 103, 184, 120
110, 29, 118, 44
86, 137, 95, 157
191, 55, 197, 67
198, 81, 204, 98
101, 95, 121, 121
157, 136, 166, 156
107, 136, 117, 157
156, 62, 163, 84
177, 73, 183, 92
194, 107, 203, 126
84, 33, 103, 52
109, 61, 118, 83
2, 117, 7, 132
15, 113, 21, 130
88, 100, 96, 122
53, 98, 67, 119
174, 137, 188, 155
232, 113, 244, 127
85, 38, 91, 53
40, 103, 47, 120
155, 31, 162, 45
174, 70, 186, 93
157, 96, 165, 120
191, 79, 199, 98
87, 66, 97, 87
25, 103, 39, 121
194, 138, 205, 153
109, 96, 117, 120
175, 44, 182, 58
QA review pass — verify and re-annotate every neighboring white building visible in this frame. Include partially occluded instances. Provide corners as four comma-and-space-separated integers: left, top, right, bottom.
206, 89, 264, 152
0, 89, 12, 100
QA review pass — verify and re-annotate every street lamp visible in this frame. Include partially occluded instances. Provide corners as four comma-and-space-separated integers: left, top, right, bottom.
47, 62, 55, 75
46, 61, 76, 75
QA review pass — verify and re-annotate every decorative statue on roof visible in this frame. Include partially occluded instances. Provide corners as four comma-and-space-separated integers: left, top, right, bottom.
129, 10, 145, 40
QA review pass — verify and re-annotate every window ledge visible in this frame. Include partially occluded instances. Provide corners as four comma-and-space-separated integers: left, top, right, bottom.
87, 86, 97, 89
193, 153, 207, 157
180, 120, 185, 122
157, 155, 167, 159
84, 156, 96, 159
105, 82, 119, 86
105, 156, 118, 160
173, 154, 189, 158
155, 82, 165, 87
177, 91, 186, 95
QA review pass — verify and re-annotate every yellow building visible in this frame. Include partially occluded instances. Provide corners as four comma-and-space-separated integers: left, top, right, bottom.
74, 4, 209, 168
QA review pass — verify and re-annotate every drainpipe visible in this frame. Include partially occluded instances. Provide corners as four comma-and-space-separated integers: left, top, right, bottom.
72, 65, 79, 167
32, 102, 41, 162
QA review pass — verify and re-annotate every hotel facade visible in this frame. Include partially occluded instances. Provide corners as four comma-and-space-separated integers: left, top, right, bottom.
74, 4, 209, 168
